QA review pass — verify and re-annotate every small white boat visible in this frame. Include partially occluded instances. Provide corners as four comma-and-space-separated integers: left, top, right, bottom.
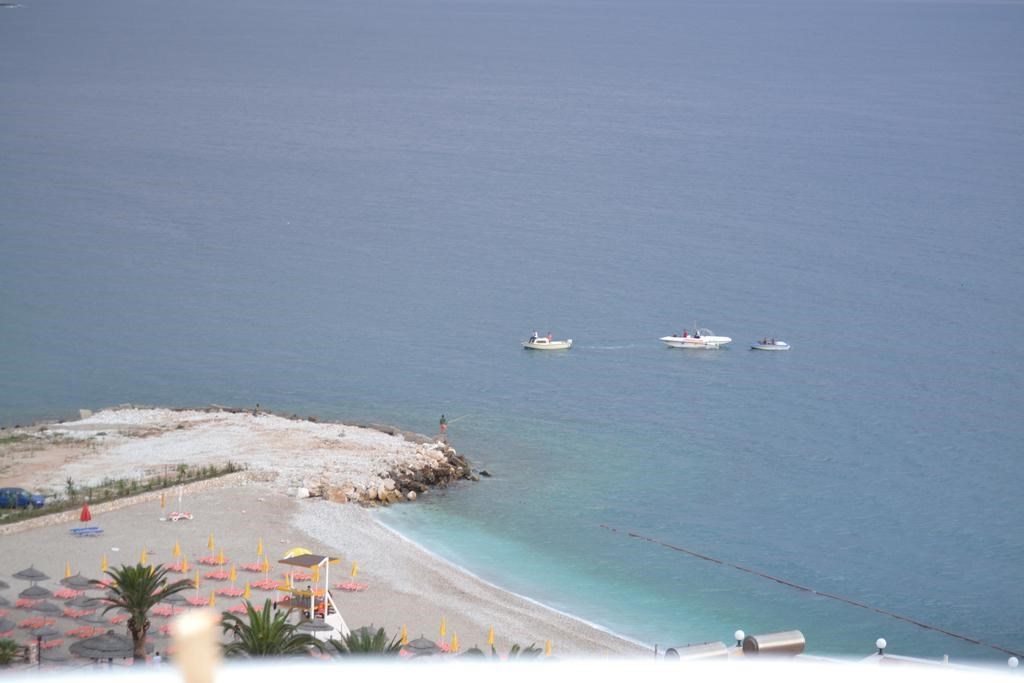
751, 338, 790, 351
660, 327, 732, 350
523, 333, 572, 350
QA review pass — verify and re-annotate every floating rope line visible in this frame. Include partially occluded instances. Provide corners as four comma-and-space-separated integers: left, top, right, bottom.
599, 524, 1022, 659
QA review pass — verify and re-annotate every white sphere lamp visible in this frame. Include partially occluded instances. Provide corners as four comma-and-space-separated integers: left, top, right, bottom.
1009, 656, 1019, 668
875, 638, 887, 655
734, 630, 745, 647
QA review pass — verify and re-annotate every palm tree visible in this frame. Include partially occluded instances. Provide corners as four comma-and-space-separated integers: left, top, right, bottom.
92, 563, 192, 665
0, 639, 22, 667
329, 626, 401, 656
220, 600, 324, 657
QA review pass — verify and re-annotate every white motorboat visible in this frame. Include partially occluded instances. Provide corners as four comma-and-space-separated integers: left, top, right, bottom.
751, 338, 790, 351
523, 333, 572, 350
660, 328, 732, 350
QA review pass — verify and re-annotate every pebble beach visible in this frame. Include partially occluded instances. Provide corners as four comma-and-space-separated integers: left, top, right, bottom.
0, 408, 647, 662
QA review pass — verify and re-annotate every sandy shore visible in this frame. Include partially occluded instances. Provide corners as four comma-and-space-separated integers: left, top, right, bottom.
0, 484, 647, 660
0, 407, 647, 658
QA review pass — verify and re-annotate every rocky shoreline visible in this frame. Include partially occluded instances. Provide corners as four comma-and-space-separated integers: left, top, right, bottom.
0, 405, 482, 508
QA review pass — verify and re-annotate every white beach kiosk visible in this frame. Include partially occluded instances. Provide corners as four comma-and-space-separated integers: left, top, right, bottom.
277, 550, 350, 642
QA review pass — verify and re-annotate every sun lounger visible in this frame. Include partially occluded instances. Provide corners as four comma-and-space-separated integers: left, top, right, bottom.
70, 527, 103, 537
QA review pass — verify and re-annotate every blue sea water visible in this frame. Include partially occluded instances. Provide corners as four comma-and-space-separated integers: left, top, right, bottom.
1, 0, 1022, 662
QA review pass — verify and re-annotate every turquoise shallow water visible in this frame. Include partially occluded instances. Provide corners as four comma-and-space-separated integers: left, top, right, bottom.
1, 0, 1022, 663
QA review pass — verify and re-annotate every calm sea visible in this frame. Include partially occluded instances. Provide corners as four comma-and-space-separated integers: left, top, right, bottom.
1, 0, 1021, 662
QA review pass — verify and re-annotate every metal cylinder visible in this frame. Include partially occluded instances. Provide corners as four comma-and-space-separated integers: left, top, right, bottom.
664, 641, 729, 660
741, 630, 805, 655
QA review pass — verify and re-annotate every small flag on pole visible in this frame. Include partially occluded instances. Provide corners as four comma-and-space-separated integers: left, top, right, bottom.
350, 561, 358, 578
208, 533, 215, 551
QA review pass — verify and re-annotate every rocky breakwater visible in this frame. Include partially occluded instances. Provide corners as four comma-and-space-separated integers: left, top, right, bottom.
311, 442, 477, 506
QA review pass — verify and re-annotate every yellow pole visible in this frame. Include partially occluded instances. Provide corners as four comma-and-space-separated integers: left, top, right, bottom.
194, 570, 201, 590
256, 538, 263, 557
209, 591, 216, 607
160, 491, 166, 509
545, 640, 552, 657
230, 564, 237, 584
440, 616, 446, 638
208, 533, 214, 552
401, 624, 408, 646
101, 554, 108, 572
172, 540, 181, 558
64, 561, 71, 579
262, 555, 270, 580
451, 633, 459, 653
217, 548, 225, 565
487, 626, 494, 646
140, 548, 148, 566
350, 561, 358, 578
181, 555, 190, 573
243, 582, 251, 600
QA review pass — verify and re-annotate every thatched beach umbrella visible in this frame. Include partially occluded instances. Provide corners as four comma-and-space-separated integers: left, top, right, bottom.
0, 595, 10, 607
79, 610, 110, 625
162, 592, 187, 605
32, 601, 64, 616
31, 625, 62, 641
69, 629, 151, 661
13, 566, 49, 582
19, 584, 53, 599
60, 573, 94, 590
0, 579, 9, 589
402, 636, 442, 657
296, 619, 335, 635
66, 595, 102, 609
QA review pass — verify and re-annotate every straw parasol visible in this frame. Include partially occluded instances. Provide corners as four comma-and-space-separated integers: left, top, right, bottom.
31, 625, 62, 641
60, 573, 95, 590
79, 611, 110, 625
12, 566, 49, 582
402, 636, 442, 657
65, 595, 102, 609
296, 619, 335, 634
33, 601, 64, 616
19, 584, 53, 599
69, 629, 152, 660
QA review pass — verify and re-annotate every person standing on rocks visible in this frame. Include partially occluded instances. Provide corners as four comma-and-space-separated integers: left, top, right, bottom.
439, 414, 448, 442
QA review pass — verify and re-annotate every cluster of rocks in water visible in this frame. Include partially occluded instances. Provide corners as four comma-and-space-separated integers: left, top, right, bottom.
294, 442, 480, 506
